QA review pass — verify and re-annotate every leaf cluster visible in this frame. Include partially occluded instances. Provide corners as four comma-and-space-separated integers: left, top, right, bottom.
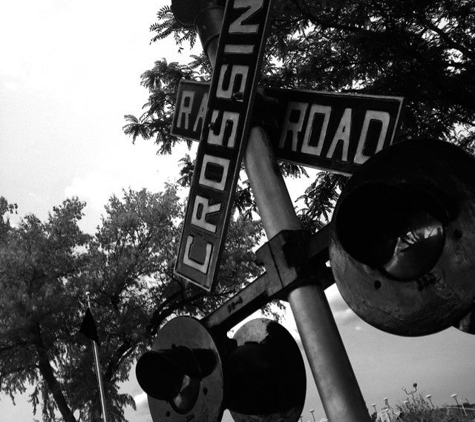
124, 0, 475, 229
0, 186, 262, 421
394, 394, 475, 422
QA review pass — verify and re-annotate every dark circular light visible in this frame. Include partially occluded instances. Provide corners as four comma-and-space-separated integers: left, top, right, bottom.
381, 208, 445, 280
336, 182, 446, 280
170, 374, 200, 414
136, 347, 201, 414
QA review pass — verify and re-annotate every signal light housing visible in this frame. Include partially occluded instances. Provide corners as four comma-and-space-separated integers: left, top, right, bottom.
330, 139, 475, 336
226, 318, 306, 421
136, 317, 306, 422
136, 317, 224, 422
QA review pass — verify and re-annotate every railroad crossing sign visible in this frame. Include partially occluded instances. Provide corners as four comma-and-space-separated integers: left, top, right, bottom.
140, 2, 475, 422
174, 0, 275, 291
172, 80, 405, 175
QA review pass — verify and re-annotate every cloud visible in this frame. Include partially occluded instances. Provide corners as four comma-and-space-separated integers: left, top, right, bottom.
65, 172, 121, 213
274, 286, 363, 342
326, 284, 362, 328
63, 168, 157, 233
63, 141, 193, 233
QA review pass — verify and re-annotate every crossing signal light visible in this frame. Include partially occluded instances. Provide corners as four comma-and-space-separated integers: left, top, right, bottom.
136, 317, 224, 422
225, 318, 306, 421
136, 317, 305, 422
334, 181, 447, 282
329, 139, 475, 336
136, 346, 208, 410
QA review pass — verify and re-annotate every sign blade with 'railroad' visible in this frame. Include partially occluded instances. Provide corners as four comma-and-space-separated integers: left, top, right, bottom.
172, 81, 405, 175
174, 0, 275, 291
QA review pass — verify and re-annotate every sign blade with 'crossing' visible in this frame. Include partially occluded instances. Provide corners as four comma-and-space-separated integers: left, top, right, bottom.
174, 0, 275, 291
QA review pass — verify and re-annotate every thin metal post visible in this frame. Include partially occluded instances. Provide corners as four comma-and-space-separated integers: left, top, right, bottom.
244, 127, 371, 422
86, 293, 108, 422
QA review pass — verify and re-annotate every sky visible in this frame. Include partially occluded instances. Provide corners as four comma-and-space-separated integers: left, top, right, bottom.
1, 1, 474, 422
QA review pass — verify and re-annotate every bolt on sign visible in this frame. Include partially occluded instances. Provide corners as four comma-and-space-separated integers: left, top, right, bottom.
174, 0, 275, 291
172, 81, 405, 175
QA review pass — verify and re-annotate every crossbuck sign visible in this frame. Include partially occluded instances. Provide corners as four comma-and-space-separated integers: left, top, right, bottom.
172, 81, 405, 175
174, 0, 275, 290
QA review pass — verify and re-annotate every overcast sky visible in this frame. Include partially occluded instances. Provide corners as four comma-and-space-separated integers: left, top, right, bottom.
1, 1, 474, 422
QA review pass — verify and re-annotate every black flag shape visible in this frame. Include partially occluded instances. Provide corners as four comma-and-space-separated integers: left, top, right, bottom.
79, 308, 99, 345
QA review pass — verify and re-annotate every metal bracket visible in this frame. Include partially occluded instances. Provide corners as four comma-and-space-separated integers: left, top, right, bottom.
201, 225, 334, 333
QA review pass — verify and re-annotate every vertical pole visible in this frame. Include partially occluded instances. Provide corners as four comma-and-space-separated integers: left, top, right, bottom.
195, 4, 223, 66
190, 3, 370, 420
92, 341, 109, 422
86, 293, 109, 422
244, 127, 371, 422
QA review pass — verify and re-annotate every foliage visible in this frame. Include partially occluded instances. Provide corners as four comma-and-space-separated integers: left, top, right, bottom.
0, 187, 262, 422
0, 197, 17, 237
395, 394, 475, 422
369, 392, 475, 422
0, 197, 92, 422
124, 0, 475, 229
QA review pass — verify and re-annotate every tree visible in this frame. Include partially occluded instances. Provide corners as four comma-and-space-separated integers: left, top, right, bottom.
124, 0, 475, 230
0, 185, 262, 421
0, 197, 91, 422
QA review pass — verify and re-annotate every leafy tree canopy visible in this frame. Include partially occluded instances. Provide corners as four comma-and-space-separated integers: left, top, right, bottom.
0, 186, 262, 421
124, 0, 475, 230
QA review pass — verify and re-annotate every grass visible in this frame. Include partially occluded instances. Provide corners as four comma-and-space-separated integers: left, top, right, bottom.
370, 394, 475, 421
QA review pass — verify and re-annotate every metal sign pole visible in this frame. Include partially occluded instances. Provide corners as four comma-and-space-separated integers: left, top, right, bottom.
172, 1, 371, 420
244, 127, 371, 422
85, 293, 109, 422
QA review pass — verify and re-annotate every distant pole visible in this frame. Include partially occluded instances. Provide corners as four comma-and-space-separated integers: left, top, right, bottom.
451, 394, 467, 416
86, 292, 108, 422
426, 394, 434, 408
402, 383, 418, 402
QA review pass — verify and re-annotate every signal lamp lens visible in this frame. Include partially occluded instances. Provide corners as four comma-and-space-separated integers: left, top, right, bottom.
336, 183, 446, 280
136, 348, 200, 414
381, 208, 445, 280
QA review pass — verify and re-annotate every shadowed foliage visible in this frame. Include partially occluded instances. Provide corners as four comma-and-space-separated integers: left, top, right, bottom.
0, 186, 262, 421
124, 0, 475, 229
